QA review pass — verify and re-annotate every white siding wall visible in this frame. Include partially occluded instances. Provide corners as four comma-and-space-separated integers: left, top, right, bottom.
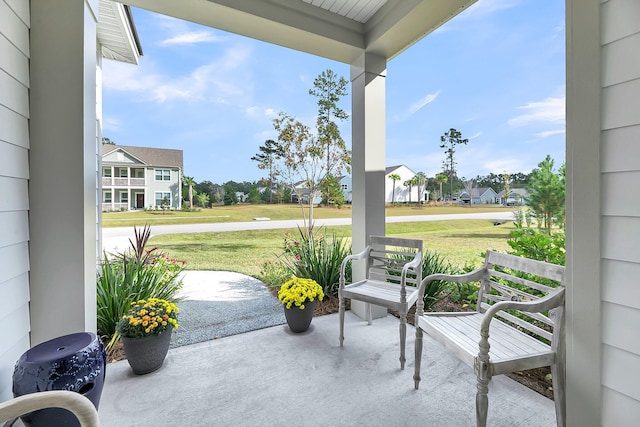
0, 0, 30, 402
600, 0, 640, 423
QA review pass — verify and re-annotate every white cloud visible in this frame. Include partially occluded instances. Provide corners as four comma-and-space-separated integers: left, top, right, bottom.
102, 116, 122, 132
159, 31, 225, 46
468, 131, 484, 140
535, 129, 565, 138
407, 90, 441, 116
508, 96, 565, 127
103, 45, 253, 104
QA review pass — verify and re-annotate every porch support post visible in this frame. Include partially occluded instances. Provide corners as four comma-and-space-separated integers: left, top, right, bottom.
29, 0, 99, 344
350, 53, 387, 320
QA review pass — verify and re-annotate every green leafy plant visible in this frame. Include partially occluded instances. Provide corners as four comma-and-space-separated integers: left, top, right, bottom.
507, 227, 565, 266
280, 226, 351, 297
116, 298, 179, 339
97, 225, 185, 351
421, 250, 458, 311
278, 276, 324, 309
258, 260, 291, 290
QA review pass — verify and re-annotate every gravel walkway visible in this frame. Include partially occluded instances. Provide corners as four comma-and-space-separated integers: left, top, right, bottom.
169, 271, 285, 348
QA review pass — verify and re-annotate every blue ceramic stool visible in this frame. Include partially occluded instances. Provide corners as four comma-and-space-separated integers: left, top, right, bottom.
12, 332, 106, 427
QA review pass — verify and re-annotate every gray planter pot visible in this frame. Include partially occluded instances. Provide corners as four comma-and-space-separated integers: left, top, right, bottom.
121, 328, 173, 375
284, 301, 315, 333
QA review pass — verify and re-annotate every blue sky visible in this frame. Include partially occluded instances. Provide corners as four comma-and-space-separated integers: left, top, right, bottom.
102, 0, 565, 184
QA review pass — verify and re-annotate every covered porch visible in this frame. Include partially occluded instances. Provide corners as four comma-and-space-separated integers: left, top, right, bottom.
98, 312, 555, 426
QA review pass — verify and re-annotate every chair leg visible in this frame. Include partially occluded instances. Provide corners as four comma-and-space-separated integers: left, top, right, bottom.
399, 312, 407, 370
550, 361, 566, 427
339, 295, 345, 347
413, 327, 423, 389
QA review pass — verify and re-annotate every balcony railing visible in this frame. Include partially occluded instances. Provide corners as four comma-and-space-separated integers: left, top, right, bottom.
102, 177, 145, 187
101, 202, 129, 212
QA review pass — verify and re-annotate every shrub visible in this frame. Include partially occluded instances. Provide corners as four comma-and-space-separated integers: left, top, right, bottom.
507, 227, 565, 266
279, 226, 351, 297
258, 260, 290, 290
420, 250, 459, 311
97, 225, 185, 350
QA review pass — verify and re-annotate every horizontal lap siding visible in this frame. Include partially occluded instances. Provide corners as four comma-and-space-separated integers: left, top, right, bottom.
0, 0, 30, 403
600, 0, 640, 419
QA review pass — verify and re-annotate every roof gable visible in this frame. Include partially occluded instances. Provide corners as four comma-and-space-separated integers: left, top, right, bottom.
102, 145, 183, 169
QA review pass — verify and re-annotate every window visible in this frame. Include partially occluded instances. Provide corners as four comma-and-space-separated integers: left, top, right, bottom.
341, 184, 348, 191
103, 168, 112, 178
103, 191, 112, 203
119, 168, 128, 178
155, 192, 171, 207
120, 192, 128, 203
155, 169, 171, 181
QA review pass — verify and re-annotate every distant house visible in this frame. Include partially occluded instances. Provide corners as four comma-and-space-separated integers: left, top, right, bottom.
459, 187, 499, 204
101, 145, 183, 211
385, 165, 421, 203
497, 188, 529, 206
339, 176, 352, 203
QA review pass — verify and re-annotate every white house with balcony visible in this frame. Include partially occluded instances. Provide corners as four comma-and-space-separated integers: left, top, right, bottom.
101, 145, 183, 211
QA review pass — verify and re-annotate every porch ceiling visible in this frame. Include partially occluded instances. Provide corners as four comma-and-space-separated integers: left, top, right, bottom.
119, 0, 476, 63
98, 0, 143, 64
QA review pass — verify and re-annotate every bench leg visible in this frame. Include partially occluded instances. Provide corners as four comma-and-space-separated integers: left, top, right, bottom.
476, 333, 491, 427
339, 295, 345, 347
475, 376, 489, 427
366, 303, 372, 325
550, 361, 566, 427
399, 312, 407, 370
414, 327, 423, 389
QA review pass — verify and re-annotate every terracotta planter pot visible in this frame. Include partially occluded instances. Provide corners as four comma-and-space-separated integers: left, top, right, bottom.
284, 301, 315, 333
121, 328, 173, 375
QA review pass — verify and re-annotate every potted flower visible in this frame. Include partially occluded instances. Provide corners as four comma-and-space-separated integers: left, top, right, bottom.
278, 276, 324, 333
116, 298, 179, 374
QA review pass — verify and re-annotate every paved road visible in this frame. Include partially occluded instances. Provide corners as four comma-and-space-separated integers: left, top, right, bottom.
102, 211, 515, 253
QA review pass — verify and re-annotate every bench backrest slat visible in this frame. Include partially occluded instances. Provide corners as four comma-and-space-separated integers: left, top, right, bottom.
478, 250, 565, 344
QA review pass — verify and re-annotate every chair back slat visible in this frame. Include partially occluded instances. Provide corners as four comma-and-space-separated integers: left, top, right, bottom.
477, 250, 565, 344
366, 236, 422, 286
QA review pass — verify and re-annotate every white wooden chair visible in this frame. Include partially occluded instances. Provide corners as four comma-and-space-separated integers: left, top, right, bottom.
0, 390, 100, 426
339, 236, 422, 369
413, 250, 566, 427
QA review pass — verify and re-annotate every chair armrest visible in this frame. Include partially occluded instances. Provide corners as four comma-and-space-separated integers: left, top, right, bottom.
401, 251, 422, 285
480, 287, 565, 334
0, 390, 100, 426
339, 245, 372, 288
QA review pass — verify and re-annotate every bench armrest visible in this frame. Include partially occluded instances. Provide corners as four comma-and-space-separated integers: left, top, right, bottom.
339, 245, 372, 288
480, 287, 566, 334
416, 268, 487, 315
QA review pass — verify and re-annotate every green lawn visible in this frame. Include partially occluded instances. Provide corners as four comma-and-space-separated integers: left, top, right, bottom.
102, 203, 510, 228
149, 219, 514, 279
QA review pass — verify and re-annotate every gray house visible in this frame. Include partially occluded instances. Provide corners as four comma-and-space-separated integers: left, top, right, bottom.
102, 145, 183, 211
459, 187, 499, 204
0, 0, 638, 424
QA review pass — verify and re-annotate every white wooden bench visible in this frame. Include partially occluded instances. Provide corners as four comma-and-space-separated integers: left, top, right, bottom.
339, 236, 422, 369
413, 250, 565, 427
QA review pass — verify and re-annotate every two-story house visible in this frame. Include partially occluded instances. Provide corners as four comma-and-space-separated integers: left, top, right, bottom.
101, 145, 183, 211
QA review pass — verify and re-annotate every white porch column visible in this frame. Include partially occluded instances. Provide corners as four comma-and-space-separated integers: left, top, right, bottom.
29, 0, 98, 344
350, 53, 387, 320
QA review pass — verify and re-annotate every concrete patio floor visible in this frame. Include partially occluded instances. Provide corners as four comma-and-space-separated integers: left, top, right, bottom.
98, 311, 556, 427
